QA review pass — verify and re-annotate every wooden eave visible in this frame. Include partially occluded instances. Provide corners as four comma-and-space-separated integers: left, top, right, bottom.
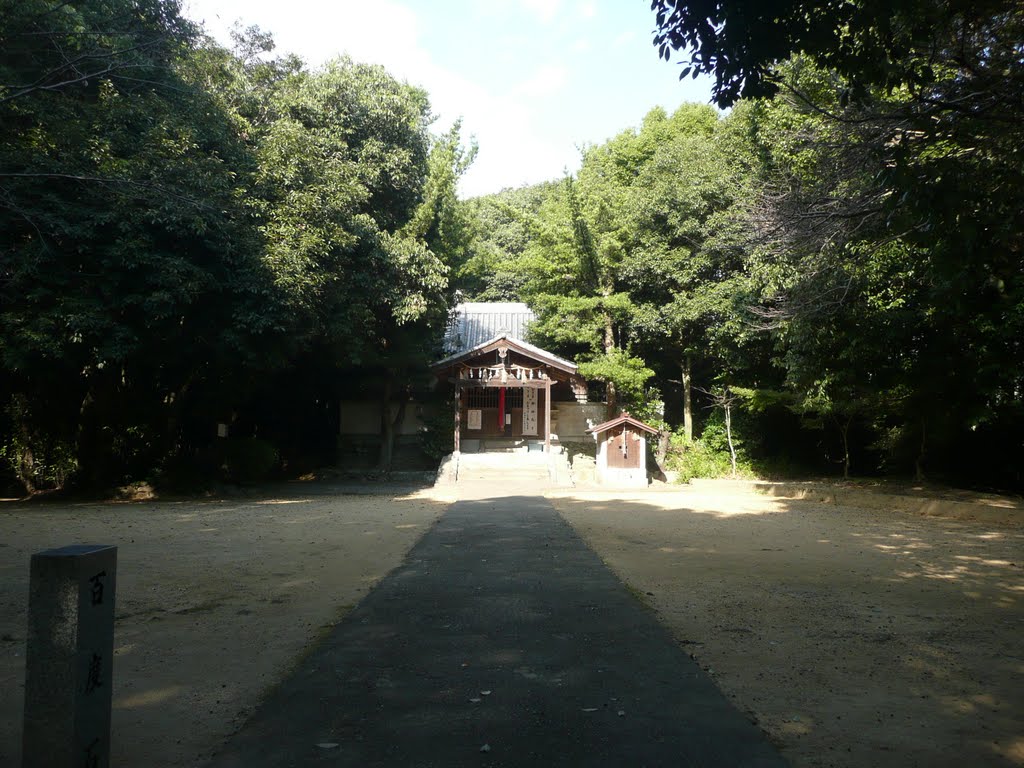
432, 333, 578, 376
587, 412, 659, 436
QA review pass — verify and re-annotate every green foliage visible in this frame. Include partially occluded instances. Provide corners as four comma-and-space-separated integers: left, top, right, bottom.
666, 423, 755, 483
419, 401, 455, 461
667, 439, 734, 483
0, 7, 460, 489
577, 350, 655, 413
732, 48, 1024, 485
1, 1, 1019, 493
0, 396, 78, 492
220, 438, 279, 483
651, 0, 1022, 108
455, 182, 558, 300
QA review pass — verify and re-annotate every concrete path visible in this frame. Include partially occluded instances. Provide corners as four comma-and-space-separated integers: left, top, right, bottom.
207, 494, 786, 767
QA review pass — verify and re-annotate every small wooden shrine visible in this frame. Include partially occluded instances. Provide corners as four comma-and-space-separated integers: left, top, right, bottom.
587, 412, 659, 486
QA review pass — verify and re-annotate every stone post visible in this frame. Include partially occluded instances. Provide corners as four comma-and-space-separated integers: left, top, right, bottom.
22, 544, 117, 768
544, 380, 552, 453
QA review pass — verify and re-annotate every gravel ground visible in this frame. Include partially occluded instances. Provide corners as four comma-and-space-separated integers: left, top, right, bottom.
2, 481, 1021, 768
551, 487, 1024, 768
0, 488, 444, 767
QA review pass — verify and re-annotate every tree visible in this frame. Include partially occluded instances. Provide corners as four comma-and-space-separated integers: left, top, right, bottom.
0, 0, 197, 105
456, 182, 558, 300
651, 0, 1024, 108
736, 55, 1024, 484
0, 0, 283, 490
522, 169, 648, 414
370, 121, 476, 470
654, 2, 1024, 488
224, 54, 462, 473
621, 104, 760, 440
0, 8, 466, 490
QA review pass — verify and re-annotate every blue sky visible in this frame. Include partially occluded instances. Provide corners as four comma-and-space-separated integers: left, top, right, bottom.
182, 0, 713, 198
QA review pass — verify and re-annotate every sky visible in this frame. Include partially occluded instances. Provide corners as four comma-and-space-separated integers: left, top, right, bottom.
181, 0, 714, 198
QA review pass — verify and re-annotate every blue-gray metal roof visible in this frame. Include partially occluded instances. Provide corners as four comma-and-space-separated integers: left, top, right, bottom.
443, 302, 536, 355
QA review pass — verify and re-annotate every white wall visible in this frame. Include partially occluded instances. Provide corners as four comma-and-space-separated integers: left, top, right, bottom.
339, 400, 432, 436
554, 402, 607, 441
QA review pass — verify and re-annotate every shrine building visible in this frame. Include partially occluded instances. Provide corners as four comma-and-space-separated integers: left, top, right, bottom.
432, 303, 603, 453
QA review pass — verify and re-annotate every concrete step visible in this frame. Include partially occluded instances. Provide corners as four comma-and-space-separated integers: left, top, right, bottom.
453, 450, 570, 490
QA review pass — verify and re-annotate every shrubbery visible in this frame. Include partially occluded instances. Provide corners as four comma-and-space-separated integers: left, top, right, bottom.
665, 417, 755, 483
220, 438, 280, 484
419, 403, 455, 460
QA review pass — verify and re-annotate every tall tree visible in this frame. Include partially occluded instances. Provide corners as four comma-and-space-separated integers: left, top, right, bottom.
0, 0, 279, 489
621, 103, 762, 439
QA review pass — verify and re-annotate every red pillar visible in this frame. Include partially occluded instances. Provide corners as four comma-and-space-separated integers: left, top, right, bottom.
453, 385, 461, 453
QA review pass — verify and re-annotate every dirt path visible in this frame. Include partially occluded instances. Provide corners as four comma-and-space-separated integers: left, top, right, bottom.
207, 494, 784, 767
0, 490, 445, 768
551, 487, 1024, 768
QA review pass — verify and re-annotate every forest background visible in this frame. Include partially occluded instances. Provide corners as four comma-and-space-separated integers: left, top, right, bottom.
1, 0, 1021, 494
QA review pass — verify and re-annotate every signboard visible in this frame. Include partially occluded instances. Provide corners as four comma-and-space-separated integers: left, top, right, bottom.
522, 388, 538, 435
467, 409, 482, 430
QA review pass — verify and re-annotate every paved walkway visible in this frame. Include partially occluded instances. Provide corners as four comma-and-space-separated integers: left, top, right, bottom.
207, 493, 786, 767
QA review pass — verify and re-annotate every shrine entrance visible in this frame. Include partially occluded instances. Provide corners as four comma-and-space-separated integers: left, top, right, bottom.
431, 334, 587, 454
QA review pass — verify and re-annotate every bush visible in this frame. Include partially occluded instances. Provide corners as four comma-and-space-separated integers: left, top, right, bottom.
665, 418, 755, 483
419, 401, 454, 460
221, 438, 279, 483
0, 395, 79, 492
668, 439, 735, 482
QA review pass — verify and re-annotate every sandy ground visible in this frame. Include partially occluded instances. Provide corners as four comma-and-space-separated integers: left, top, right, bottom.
0, 488, 445, 767
551, 487, 1024, 768
2, 481, 1021, 768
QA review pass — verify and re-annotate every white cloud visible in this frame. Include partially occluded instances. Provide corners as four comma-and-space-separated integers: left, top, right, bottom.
512, 64, 570, 99
521, 0, 562, 24
182, 0, 710, 199
613, 29, 637, 48
184, 0, 422, 74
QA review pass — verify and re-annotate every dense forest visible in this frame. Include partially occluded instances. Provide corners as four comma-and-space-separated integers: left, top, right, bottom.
1, 0, 1021, 493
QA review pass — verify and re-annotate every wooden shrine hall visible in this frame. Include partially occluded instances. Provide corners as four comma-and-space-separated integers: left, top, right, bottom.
432, 332, 587, 453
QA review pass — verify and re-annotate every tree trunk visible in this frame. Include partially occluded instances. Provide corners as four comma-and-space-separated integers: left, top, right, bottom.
76, 374, 116, 490
838, 416, 851, 480
724, 400, 737, 478
682, 356, 693, 442
913, 419, 927, 482
377, 376, 395, 470
10, 394, 36, 494
655, 430, 670, 473
603, 310, 617, 415
377, 375, 409, 471
164, 376, 194, 462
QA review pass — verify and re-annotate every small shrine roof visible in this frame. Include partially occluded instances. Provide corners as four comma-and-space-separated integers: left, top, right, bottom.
587, 412, 660, 435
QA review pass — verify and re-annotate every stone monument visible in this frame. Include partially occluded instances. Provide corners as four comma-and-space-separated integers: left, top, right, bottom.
22, 544, 117, 768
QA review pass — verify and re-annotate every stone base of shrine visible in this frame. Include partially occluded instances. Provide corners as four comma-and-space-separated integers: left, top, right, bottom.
597, 467, 650, 487
458, 438, 552, 454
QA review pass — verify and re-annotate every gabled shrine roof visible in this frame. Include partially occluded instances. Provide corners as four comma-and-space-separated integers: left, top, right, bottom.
587, 412, 660, 435
433, 333, 578, 374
